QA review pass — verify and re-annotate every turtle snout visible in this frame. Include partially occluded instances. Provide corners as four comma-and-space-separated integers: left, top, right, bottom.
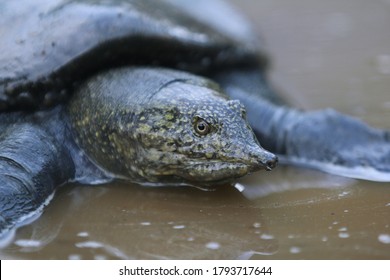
248, 147, 278, 172
263, 153, 278, 171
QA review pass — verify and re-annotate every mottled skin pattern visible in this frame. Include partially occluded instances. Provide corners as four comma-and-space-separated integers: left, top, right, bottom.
69, 67, 276, 186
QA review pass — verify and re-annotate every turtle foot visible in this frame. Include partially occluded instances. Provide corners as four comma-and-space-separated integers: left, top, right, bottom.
282, 109, 390, 182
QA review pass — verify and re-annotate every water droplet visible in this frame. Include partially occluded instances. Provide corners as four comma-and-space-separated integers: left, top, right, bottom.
338, 227, 348, 232
378, 234, 390, 244
14, 239, 42, 247
173, 225, 186, 229
338, 191, 349, 197
234, 183, 245, 192
77, 232, 89, 237
68, 254, 81, 260
75, 241, 104, 249
338, 232, 350, 239
205, 241, 220, 250
140, 222, 151, 226
289, 246, 301, 254
260, 233, 274, 240
252, 222, 261, 228
322, 236, 328, 242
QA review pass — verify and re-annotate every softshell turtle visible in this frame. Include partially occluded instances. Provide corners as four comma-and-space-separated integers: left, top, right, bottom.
1, 0, 390, 239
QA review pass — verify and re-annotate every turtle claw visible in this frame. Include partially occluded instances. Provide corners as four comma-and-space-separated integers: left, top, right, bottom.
282, 109, 390, 182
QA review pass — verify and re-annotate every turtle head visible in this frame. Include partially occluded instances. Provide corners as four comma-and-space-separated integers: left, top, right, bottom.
130, 75, 278, 186
69, 68, 277, 187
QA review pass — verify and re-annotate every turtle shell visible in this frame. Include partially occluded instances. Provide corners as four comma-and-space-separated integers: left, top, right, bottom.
0, 0, 267, 111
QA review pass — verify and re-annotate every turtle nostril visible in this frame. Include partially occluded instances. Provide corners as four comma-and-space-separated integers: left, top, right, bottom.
265, 155, 278, 171
248, 148, 278, 172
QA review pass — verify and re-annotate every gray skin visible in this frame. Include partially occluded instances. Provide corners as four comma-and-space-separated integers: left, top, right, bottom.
68, 67, 276, 186
1, 0, 390, 239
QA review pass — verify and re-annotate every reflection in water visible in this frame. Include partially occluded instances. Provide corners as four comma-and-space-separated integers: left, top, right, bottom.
1, 183, 278, 259
239, 166, 356, 199
1, 166, 389, 259
1, 0, 390, 259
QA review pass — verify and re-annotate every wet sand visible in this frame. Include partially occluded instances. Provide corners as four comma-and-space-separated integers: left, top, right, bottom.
1, 0, 390, 259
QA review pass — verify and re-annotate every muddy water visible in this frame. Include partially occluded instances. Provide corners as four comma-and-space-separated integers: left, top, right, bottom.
1, 0, 390, 259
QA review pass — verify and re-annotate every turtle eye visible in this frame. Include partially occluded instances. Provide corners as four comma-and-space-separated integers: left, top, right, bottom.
194, 118, 211, 136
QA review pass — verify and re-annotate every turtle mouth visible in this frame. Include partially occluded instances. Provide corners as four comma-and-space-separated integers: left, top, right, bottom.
143, 153, 277, 187
179, 159, 270, 184
147, 160, 248, 185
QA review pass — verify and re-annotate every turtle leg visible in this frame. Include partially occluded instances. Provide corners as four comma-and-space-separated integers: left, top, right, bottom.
213, 67, 390, 182
0, 116, 75, 239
